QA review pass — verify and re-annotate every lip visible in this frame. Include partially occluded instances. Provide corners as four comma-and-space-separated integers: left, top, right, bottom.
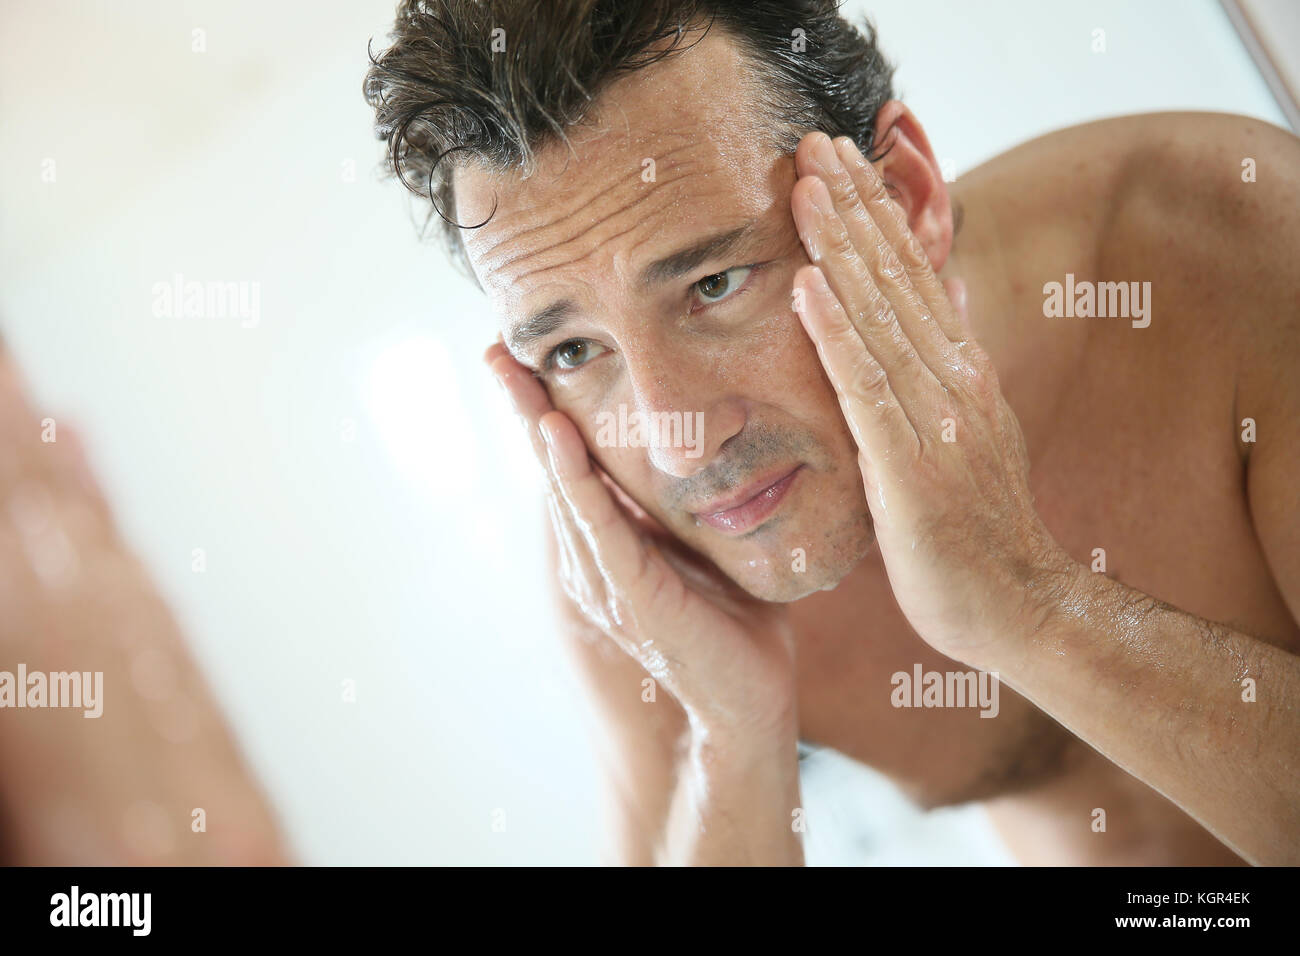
693, 466, 802, 536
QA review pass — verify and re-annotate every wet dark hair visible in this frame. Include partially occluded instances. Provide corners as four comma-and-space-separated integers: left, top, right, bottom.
364, 0, 897, 279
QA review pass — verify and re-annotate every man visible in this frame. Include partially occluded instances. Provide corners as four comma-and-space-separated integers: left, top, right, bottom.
365, 0, 1300, 866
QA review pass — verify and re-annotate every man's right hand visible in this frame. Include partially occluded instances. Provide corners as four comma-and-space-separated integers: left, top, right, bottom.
486, 342, 806, 865
485, 342, 798, 743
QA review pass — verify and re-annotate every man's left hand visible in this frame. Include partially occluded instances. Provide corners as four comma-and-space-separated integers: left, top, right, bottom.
789, 132, 1082, 670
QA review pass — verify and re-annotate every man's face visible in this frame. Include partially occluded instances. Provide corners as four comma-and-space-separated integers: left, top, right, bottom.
456, 30, 873, 601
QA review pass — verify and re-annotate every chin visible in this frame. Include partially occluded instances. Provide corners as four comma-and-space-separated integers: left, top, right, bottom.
734, 571, 829, 603
718, 518, 876, 603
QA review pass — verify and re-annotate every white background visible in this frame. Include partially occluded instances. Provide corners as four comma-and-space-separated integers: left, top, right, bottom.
0, 0, 1287, 864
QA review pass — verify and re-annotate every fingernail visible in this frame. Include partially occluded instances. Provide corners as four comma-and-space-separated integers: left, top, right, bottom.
838, 137, 865, 167
809, 266, 831, 296
809, 179, 833, 216
814, 135, 844, 177
489, 365, 513, 401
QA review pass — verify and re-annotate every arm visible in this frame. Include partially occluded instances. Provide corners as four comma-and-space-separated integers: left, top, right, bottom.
553, 549, 805, 867
786, 125, 1300, 867
989, 564, 1300, 865
546, 517, 684, 866
985, 116, 1300, 864
492, 343, 803, 866
664, 721, 805, 866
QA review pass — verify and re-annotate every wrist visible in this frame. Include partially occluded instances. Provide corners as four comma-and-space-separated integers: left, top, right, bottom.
674, 715, 805, 866
983, 543, 1093, 675
686, 712, 800, 777
666, 741, 805, 867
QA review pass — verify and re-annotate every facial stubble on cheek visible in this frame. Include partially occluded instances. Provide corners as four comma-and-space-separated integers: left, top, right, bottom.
768, 468, 876, 600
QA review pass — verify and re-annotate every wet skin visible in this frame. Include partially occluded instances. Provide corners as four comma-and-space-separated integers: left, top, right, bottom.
461, 35, 884, 604
467, 29, 1300, 863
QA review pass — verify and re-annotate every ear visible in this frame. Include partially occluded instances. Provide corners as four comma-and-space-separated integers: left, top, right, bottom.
870, 101, 955, 273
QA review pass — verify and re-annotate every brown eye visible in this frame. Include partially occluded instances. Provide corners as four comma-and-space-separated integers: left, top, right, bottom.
549, 339, 606, 371
698, 272, 730, 300
693, 265, 754, 306
556, 341, 588, 368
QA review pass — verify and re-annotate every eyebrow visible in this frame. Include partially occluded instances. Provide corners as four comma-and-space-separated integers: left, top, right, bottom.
506, 220, 761, 352
638, 222, 756, 287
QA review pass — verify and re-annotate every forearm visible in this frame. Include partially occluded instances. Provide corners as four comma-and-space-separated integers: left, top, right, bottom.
991, 564, 1300, 864
662, 724, 805, 866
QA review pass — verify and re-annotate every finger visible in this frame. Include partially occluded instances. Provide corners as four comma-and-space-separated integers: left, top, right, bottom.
488, 348, 678, 640
832, 135, 967, 344
545, 492, 576, 586
485, 349, 613, 617
792, 174, 939, 417
539, 410, 659, 636
545, 485, 607, 622
488, 350, 554, 460
792, 263, 921, 468
798, 133, 961, 378
595, 466, 672, 540
487, 345, 668, 538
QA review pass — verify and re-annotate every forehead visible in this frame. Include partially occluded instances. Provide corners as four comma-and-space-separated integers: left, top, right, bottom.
452, 28, 788, 320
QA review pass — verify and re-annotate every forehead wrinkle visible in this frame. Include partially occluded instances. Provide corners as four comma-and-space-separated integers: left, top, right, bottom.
481, 134, 704, 259
478, 152, 712, 288
510, 216, 651, 290
476, 170, 639, 265
504, 214, 669, 352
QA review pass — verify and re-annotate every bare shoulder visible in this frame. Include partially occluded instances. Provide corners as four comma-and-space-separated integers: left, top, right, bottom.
961, 112, 1297, 345
967, 110, 1299, 435
987, 110, 1297, 184
957, 112, 1297, 286
969, 110, 1298, 231
1104, 115, 1299, 397
1102, 111, 1300, 239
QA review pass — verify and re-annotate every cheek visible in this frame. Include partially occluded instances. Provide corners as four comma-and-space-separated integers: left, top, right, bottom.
541, 366, 617, 437
584, 439, 663, 522
557, 396, 656, 493
745, 295, 841, 417
744, 295, 861, 477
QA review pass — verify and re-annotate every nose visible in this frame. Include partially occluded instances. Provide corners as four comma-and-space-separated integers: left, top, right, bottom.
619, 345, 745, 480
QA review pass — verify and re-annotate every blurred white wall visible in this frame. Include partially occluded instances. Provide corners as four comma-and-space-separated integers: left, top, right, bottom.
0, 0, 1286, 865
